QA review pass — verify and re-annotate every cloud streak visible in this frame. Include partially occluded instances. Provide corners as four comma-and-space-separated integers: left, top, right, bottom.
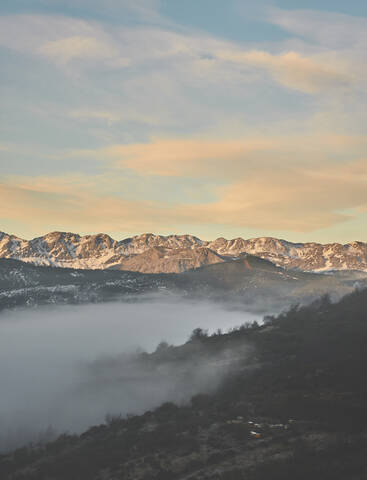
2, 148, 367, 233
183, 159, 367, 231
39, 35, 123, 65
75, 134, 367, 178
217, 50, 352, 93
268, 8, 367, 49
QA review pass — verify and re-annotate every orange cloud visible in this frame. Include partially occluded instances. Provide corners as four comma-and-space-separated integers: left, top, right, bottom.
217, 50, 352, 93
74, 134, 367, 179
2, 155, 367, 234
0, 179, 183, 233
178, 158, 367, 231
100, 138, 277, 177
38, 35, 131, 67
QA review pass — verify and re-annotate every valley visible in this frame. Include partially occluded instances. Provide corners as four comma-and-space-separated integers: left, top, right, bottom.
1, 288, 367, 479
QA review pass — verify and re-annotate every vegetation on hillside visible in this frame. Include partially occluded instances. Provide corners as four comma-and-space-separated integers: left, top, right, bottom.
1, 289, 367, 479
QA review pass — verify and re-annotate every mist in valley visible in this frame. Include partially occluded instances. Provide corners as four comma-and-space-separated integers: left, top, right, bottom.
0, 296, 262, 451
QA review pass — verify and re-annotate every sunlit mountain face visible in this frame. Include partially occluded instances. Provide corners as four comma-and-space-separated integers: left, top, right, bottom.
2, 231, 367, 273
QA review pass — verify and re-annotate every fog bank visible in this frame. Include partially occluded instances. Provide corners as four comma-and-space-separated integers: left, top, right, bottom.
0, 296, 262, 451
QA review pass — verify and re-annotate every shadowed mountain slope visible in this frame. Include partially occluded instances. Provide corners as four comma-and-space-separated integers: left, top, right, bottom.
0, 255, 365, 314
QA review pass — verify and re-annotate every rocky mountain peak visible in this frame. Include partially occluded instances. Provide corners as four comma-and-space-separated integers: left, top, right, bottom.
0, 231, 367, 273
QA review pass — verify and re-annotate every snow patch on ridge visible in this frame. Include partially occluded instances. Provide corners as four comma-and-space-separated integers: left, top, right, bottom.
1, 232, 367, 273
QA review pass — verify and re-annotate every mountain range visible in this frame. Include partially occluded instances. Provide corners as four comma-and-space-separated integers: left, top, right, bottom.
1, 231, 367, 273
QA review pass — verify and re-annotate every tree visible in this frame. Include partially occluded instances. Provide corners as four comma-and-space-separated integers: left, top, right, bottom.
189, 328, 209, 341
155, 341, 171, 353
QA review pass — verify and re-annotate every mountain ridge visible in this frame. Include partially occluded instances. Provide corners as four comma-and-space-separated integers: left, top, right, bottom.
1, 254, 361, 314
1, 230, 367, 273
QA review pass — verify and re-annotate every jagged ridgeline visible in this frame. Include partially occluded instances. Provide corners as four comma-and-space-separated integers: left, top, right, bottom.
1, 288, 367, 479
1, 231, 367, 272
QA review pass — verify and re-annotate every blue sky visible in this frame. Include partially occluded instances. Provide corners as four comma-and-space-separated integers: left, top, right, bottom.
1, 0, 367, 242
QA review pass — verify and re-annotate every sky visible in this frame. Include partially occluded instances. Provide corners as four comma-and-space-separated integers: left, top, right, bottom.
1, 0, 367, 243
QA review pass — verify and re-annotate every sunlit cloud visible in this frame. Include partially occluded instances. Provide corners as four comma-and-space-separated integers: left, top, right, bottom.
0, 179, 180, 233
0, 14, 129, 69
0, 14, 96, 53
2, 151, 367, 234
71, 133, 367, 179
181, 159, 367, 231
39, 35, 123, 65
217, 50, 352, 93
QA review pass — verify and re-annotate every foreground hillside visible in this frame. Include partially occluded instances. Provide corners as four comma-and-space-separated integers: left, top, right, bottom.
2, 289, 367, 479
2, 231, 367, 273
0, 256, 364, 313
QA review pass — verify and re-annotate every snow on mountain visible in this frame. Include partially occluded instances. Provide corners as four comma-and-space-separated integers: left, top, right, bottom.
1, 231, 367, 273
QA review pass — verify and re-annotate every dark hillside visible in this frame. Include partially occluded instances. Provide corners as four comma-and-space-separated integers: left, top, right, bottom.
1, 288, 367, 479
1, 256, 363, 313
175, 255, 361, 308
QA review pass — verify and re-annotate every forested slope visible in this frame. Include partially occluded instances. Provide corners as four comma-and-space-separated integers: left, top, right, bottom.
1, 289, 367, 479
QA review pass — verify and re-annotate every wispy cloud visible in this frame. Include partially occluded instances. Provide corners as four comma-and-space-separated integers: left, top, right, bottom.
71, 133, 367, 179
181, 158, 367, 231
39, 35, 124, 65
268, 8, 367, 49
56, 0, 165, 23
0, 177, 180, 233
69, 109, 123, 124
67, 109, 163, 127
0, 14, 129, 69
2, 150, 367, 234
217, 50, 352, 93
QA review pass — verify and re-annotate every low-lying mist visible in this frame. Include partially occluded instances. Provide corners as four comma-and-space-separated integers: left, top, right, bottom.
0, 295, 262, 451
